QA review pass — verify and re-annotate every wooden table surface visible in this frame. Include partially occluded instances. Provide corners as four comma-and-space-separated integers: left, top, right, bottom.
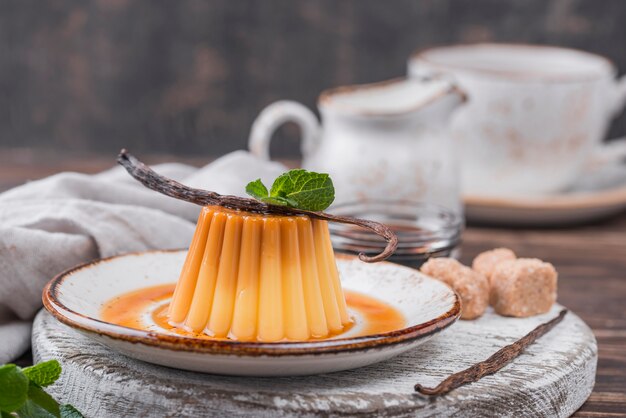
3, 150, 626, 417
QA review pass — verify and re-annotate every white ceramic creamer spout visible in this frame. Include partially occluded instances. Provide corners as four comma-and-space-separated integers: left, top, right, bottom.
248, 77, 466, 210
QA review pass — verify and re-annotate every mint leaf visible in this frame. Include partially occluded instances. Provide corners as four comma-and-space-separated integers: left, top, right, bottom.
246, 169, 335, 211
60, 404, 84, 418
284, 174, 334, 211
261, 196, 298, 207
17, 398, 57, 418
245, 179, 269, 200
27, 382, 61, 417
270, 169, 335, 211
23, 360, 62, 387
0, 361, 82, 418
0, 364, 29, 412
269, 169, 307, 198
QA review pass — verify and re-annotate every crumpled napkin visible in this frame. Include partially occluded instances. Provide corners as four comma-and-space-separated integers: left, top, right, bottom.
0, 150, 286, 363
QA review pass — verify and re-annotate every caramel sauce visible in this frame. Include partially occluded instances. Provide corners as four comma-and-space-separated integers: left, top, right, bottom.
101, 284, 405, 341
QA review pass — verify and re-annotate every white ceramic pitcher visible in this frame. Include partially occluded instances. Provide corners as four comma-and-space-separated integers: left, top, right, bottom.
248, 77, 466, 212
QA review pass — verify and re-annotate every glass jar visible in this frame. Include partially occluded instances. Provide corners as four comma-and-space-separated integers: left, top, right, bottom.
329, 200, 463, 268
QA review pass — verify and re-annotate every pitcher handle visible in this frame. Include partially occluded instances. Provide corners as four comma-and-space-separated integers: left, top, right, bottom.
248, 100, 321, 161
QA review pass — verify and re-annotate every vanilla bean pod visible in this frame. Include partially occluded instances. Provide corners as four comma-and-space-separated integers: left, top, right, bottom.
117, 149, 398, 262
415, 309, 568, 396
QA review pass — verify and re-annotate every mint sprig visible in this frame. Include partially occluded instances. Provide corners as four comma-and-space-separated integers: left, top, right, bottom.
0, 364, 28, 412
59, 405, 83, 418
23, 360, 62, 387
245, 169, 335, 211
0, 360, 83, 418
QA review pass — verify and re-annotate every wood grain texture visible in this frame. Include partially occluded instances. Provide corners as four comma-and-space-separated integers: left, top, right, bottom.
32, 305, 595, 417
0, 0, 625, 157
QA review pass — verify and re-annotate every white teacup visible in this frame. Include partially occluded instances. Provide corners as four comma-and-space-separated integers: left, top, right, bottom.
409, 43, 626, 197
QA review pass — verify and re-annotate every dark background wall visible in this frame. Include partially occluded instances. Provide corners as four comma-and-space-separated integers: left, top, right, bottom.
1, 0, 625, 158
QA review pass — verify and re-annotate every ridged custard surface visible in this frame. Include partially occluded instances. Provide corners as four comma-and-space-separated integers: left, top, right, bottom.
168, 206, 353, 342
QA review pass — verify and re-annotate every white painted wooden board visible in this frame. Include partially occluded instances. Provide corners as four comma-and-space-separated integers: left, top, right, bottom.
32, 305, 596, 417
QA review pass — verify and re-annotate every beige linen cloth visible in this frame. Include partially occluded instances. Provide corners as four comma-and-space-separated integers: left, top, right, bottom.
0, 151, 286, 363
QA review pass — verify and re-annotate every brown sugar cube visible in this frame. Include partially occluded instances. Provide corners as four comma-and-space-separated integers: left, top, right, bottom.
490, 258, 557, 318
421, 258, 489, 320
472, 248, 517, 280
472, 248, 517, 305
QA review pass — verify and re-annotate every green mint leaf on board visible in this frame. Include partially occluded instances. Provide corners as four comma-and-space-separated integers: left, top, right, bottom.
60, 404, 84, 418
23, 360, 62, 388
0, 364, 29, 412
246, 169, 335, 211
0, 360, 83, 418
17, 398, 57, 418
26, 382, 61, 417
245, 179, 269, 200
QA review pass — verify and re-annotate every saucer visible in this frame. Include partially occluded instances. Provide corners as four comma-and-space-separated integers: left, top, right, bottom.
464, 163, 626, 226
43, 250, 460, 376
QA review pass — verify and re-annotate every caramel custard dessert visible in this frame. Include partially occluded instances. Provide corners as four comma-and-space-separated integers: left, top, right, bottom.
169, 205, 352, 341
106, 151, 402, 343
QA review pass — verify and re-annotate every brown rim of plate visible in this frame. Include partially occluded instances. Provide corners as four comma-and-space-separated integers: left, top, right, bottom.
317, 76, 467, 118
463, 184, 626, 210
42, 250, 461, 357
411, 43, 616, 83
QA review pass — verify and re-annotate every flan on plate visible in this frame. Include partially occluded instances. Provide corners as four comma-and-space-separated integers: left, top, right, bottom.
168, 205, 353, 342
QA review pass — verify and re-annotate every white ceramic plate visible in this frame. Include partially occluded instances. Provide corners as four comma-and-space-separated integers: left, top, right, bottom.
43, 250, 460, 376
